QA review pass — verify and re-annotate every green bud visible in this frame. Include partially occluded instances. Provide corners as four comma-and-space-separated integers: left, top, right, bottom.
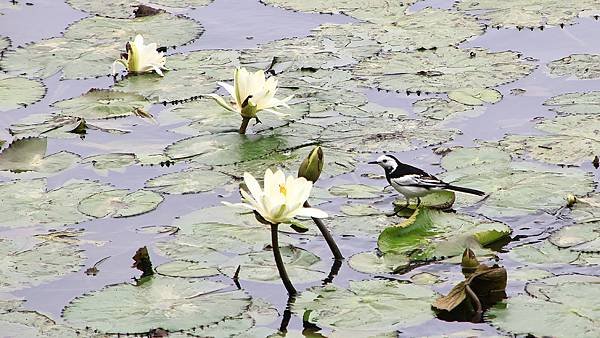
298, 146, 324, 182
566, 194, 577, 208
461, 248, 479, 277
240, 95, 257, 118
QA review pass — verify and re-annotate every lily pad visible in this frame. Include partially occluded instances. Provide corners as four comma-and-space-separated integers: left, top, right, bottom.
0, 236, 84, 292
9, 114, 87, 138
440, 146, 595, 217
328, 212, 392, 238
145, 167, 232, 194
0, 36, 9, 51
62, 277, 250, 334
0, 13, 202, 79
52, 89, 151, 120
550, 219, 600, 253
448, 88, 503, 106
155, 260, 220, 278
82, 153, 137, 173
293, 280, 436, 335
507, 240, 581, 265
377, 208, 511, 262
456, 0, 600, 28
568, 194, 600, 223
0, 75, 46, 112
393, 190, 456, 210
77, 189, 163, 218
0, 308, 83, 337
348, 251, 410, 274
329, 184, 387, 199
352, 47, 535, 94
544, 91, 600, 115
0, 137, 80, 174
413, 98, 478, 121
67, 0, 213, 18
486, 274, 600, 338
548, 54, 600, 79
0, 178, 114, 228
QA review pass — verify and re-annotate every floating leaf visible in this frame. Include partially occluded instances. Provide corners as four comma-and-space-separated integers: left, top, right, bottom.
548, 54, 600, 79
448, 88, 502, 106
293, 280, 436, 335
544, 91, 600, 115
155, 260, 220, 278
413, 98, 479, 121
9, 114, 87, 138
328, 212, 392, 238
352, 47, 535, 93
0, 236, 84, 292
329, 184, 387, 199
550, 220, 600, 253
0, 307, 82, 337
0, 137, 79, 174
82, 153, 137, 173
145, 167, 232, 194
0, 13, 202, 79
0, 35, 9, 51
0, 75, 45, 112
66, 0, 213, 18
53, 89, 151, 120
348, 251, 410, 274
63, 277, 250, 334
507, 240, 580, 265
77, 189, 163, 218
456, 0, 600, 28
486, 274, 600, 338
393, 190, 456, 210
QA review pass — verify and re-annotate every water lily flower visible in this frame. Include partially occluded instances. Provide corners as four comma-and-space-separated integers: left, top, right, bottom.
228, 168, 327, 225
209, 67, 293, 133
112, 34, 167, 76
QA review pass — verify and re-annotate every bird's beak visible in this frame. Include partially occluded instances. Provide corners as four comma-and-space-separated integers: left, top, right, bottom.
367, 161, 378, 165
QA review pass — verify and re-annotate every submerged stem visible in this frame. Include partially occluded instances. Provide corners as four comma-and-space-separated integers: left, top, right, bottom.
304, 201, 344, 260
271, 223, 297, 295
239, 116, 251, 134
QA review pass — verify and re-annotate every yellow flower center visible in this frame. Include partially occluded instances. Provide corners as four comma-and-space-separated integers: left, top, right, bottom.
279, 184, 287, 196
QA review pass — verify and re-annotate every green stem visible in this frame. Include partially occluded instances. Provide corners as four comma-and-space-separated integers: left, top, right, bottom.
239, 117, 251, 134
271, 223, 297, 295
304, 201, 344, 260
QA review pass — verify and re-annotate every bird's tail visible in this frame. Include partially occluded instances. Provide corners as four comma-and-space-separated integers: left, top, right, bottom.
446, 185, 486, 196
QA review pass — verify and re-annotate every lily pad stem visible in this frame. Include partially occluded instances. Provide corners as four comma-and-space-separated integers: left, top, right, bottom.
304, 201, 344, 260
239, 116, 251, 134
271, 223, 297, 295
465, 283, 482, 323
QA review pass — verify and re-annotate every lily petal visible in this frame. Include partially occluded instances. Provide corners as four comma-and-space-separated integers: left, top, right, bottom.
208, 94, 236, 112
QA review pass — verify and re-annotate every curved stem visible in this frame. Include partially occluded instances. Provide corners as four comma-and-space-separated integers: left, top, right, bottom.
304, 201, 344, 260
271, 223, 297, 295
465, 283, 482, 323
239, 117, 251, 134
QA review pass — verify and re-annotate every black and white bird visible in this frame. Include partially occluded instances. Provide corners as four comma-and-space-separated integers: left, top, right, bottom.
369, 154, 485, 207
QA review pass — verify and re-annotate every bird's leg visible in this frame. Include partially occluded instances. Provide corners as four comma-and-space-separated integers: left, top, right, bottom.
416, 197, 422, 208
391, 197, 410, 217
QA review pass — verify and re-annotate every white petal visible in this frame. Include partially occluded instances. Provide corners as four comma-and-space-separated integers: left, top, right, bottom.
208, 94, 236, 112
295, 207, 328, 219
243, 172, 263, 201
218, 81, 237, 101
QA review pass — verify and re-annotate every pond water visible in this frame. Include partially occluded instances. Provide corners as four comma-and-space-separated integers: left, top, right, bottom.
1, 0, 599, 337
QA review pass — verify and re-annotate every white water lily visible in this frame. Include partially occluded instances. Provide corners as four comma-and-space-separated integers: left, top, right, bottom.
112, 34, 167, 76
209, 67, 293, 119
227, 168, 327, 225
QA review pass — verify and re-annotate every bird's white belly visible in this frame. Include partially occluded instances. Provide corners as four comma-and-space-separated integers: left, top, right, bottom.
391, 181, 439, 198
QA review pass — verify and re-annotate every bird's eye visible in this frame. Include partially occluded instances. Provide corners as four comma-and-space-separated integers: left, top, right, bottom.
382, 159, 387, 163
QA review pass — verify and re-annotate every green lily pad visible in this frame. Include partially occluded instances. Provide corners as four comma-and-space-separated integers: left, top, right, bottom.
0, 36, 9, 51
440, 146, 595, 217
507, 240, 580, 265
352, 47, 535, 93
0, 178, 114, 228
486, 274, 600, 338
456, 0, 600, 28
9, 114, 87, 139
77, 189, 163, 218
0, 236, 84, 292
328, 212, 392, 238
219, 245, 325, 284
448, 88, 503, 106
548, 54, 600, 79
82, 153, 137, 173
568, 194, 600, 223
114, 49, 239, 103
0, 137, 80, 174
62, 277, 250, 334
53, 89, 151, 120
550, 221, 600, 253
0, 13, 202, 79
329, 184, 387, 199
155, 260, 220, 278
393, 190, 456, 210
0, 75, 46, 112
348, 251, 410, 274
0, 308, 83, 337
544, 91, 600, 115
67, 0, 213, 18
377, 208, 511, 262
293, 280, 436, 335
413, 98, 479, 121
144, 167, 232, 194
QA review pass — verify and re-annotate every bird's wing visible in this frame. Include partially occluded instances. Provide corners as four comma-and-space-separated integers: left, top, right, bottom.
391, 174, 447, 188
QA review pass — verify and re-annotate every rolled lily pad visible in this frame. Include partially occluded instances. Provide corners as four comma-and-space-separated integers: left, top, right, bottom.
9, 114, 87, 138
0, 137, 80, 174
77, 189, 163, 218
0, 178, 114, 228
548, 54, 600, 79
377, 208, 511, 262
413, 98, 478, 121
114, 49, 239, 103
544, 91, 600, 115
293, 280, 436, 335
448, 88, 502, 106
219, 245, 325, 284
486, 274, 600, 338
67, 0, 213, 18
0, 75, 46, 112
0, 236, 84, 292
456, 0, 600, 28
53, 89, 151, 120
352, 47, 535, 94
62, 277, 250, 334
0, 13, 202, 79
144, 168, 232, 194
440, 146, 595, 217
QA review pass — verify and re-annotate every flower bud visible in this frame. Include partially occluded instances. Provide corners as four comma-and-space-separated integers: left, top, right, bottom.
566, 194, 577, 208
298, 146, 324, 182
461, 248, 479, 277
240, 95, 258, 118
